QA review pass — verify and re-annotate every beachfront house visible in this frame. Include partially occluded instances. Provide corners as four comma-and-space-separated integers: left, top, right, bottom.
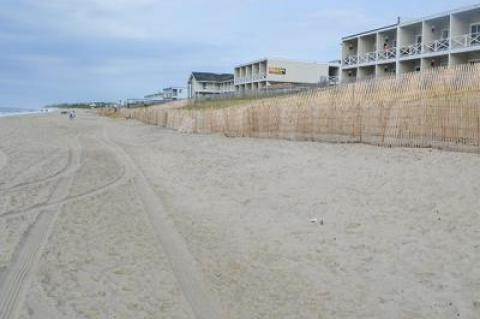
187, 72, 235, 99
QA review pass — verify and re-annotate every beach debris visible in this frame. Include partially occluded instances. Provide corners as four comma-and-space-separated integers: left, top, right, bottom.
310, 218, 324, 225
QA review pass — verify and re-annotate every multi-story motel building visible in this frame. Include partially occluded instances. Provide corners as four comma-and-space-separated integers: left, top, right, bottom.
234, 58, 340, 93
341, 4, 480, 82
187, 72, 235, 98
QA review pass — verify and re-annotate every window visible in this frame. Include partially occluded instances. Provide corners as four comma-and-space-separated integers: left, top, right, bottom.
202, 83, 207, 90
471, 24, 480, 36
414, 35, 422, 54
441, 29, 449, 39
470, 24, 480, 45
415, 35, 422, 44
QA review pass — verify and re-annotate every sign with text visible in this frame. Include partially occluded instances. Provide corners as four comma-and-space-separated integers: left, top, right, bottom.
268, 67, 287, 75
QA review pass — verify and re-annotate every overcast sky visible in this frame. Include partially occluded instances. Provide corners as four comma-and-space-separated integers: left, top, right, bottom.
1, 0, 477, 108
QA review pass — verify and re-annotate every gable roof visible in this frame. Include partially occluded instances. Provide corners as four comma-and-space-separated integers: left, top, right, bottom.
191, 72, 234, 83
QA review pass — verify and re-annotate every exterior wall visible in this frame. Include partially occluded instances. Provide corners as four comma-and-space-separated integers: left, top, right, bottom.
188, 77, 234, 98
451, 11, 480, 36
163, 87, 188, 100
375, 63, 396, 77
234, 58, 335, 92
266, 59, 330, 83
341, 5, 480, 82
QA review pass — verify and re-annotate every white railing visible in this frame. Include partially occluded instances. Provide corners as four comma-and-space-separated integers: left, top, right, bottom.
399, 43, 422, 57
358, 51, 378, 64
423, 39, 449, 53
343, 55, 358, 66
342, 34, 480, 67
235, 77, 247, 84
235, 74, 268, 84
252, 73, 267, 81
377, 47, 397, 60
451, 33, 480, 49
328, 76, 340, 85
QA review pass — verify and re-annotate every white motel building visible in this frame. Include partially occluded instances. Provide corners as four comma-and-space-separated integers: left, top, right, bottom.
234, 58, 340, 93
341, 4, 480, 82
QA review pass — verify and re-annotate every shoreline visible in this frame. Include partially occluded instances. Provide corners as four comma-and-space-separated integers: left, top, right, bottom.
0, 108, 58, 119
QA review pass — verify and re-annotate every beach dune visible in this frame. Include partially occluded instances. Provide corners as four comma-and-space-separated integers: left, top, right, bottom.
0, 111, 479, 319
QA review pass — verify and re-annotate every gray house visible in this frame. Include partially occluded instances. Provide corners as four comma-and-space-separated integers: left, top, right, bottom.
187, 72, 234, 98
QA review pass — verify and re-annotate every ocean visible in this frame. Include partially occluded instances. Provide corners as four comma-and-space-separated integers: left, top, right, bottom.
0, 107, 44, 118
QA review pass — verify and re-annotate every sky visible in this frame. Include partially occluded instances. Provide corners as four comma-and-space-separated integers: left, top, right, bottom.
1, 0, 478, 109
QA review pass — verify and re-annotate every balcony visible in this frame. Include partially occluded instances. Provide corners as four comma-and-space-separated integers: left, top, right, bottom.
451, 33, 480, 50
377, 48, 397, 61
399, 43, 422, 57
343, 48, 397, 67
358, 51, 378, 65
252, 73, 267, 81
423, 39, 450, 53
328, 76, 340, 85
343, 55, 358, 66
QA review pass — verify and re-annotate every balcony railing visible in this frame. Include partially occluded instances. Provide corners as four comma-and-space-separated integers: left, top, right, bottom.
358, 51, 378, 64
423, 39, 450, 53
451, 33, 480, 50
328, 76, 340, 85
344, 48, 396, 66
399, 43, 422, 57
343, 33, 480, 67
377, 48, 397, 60
343, 55, 358, 66
235, 74, 267, 85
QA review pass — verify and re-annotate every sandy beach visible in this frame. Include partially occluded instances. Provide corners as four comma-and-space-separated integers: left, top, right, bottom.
0, 110, 479, 319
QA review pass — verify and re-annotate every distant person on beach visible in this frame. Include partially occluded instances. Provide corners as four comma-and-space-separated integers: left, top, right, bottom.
69, 111, 76, 120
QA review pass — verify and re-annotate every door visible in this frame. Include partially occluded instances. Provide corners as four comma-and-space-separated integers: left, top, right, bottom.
440, 30, 449, 49
471, 24, 480, 46
415, 35, 422, 54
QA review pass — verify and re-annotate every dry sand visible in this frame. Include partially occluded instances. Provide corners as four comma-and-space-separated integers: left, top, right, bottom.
0, 110, 479, 319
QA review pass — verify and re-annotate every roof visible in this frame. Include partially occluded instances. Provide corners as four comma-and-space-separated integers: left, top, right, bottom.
343, 3, 480, 40
163, 87, 186, 90
342, 24, 398, 40
235, 57, 333, 68
191, 72, 234, 83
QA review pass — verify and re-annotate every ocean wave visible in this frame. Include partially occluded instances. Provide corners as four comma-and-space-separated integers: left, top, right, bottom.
0, 107, 52, 118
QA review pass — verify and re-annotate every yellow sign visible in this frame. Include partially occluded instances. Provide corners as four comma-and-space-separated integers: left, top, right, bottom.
268, 67, 287, 75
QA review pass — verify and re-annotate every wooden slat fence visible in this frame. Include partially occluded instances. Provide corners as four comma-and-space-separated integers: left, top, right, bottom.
100, 64, 480, 153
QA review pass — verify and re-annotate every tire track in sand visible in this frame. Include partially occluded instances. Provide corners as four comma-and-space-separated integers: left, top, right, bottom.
0, 149, 7, 173
101, 129, 223, 319
0, 136, 82, 319
0, 160, 128, 220
0, 146, 73, 193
